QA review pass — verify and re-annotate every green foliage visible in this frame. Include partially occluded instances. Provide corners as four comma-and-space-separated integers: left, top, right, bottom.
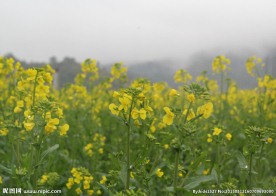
0, 55, 275, 195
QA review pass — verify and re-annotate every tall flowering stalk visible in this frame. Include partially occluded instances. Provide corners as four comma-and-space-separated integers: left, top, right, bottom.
109, 86, 152, 190
166, 72, 214, 191
212, 55, 231, 123
0, 58, 69, 189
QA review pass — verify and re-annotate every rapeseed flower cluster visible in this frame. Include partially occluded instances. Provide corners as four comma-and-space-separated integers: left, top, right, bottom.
246, 56, 264, 77
66, 167, 94, 195
39, 172, 60, 186
174, 69, 192, 83
84, 133, 106, 157
207, 127, 232, 142
212, 55, 231, 73
75, 59, 98, 84
197, 102, 213, 119
109, 87, 153, 125
110, 62, 128, 81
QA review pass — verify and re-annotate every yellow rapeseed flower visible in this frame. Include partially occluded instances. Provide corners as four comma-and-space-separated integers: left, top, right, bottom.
131, 108, 139, 119
71, 168, 77, 174
66, 178, 74, 189
49, 118, 59, 125
153, 82, 166, 91
43, 72, 53, 84
197, 102, 213, 119
164, 144, 169, 149
118, 96, 131, 111
169, 89, 179, 97
100, 176, 107, 184
84, 176, 93, 181
74, 173, 83, 184
202, 169, 210, 175
267, 138, 273, 144
187, 93, 195, 103
109, 103, 119, 115
213, 127, 222, 136
156, 168, 164, 178
87, 190, 94, 196
40, 175, 48, 184
17, 100, 24, 107
26, 69, 37, 81
14, 106, 22, 113
45, 119, 59, 133
75, 187, 82, 195
24, 122, 35, 132
163, 107, 175, 125
207, 134, 212, 143
225, 133, 232, 141
59, 124, 70, 136
113, 91, 120, 98
139, 109, 147, 120
131, 108, 147, 120
0, 128, 9, 136
98, 148, 104, 154
83, 180, 90, 189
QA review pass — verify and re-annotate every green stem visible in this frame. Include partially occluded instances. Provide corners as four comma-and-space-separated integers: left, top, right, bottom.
126, 123, 131, 190
257, 143, 264, 179
12, 139, 21, 167
173, 149, 180, 190
125, 98, 134, 190
33, 148, 41, 189
249, 152, 253, 189
33, 124, 45, 189
219, 72, 224, 122
0, 101, 6, 120
183, 102, 192, 124
216, 142, 221, 187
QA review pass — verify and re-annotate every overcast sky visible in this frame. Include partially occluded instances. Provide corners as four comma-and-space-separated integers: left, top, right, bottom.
0, 0, 276, 65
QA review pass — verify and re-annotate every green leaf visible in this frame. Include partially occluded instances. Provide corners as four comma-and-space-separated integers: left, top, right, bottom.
40, 144, 59, 162
145, 133, 156, 141
211, 168, 218, 184
183, 175, 214, 190
164, 186, 174, 192
119, 163, 127, 187
96, 182, 111, 196
189, 151, 207, 171
164, 186, 185, 193
0, 164, 12, 175
234, 151, 248, 171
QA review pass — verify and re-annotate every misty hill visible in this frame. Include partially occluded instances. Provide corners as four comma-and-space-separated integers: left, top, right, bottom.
4, 49, 276, 89
125, 60, 177, 85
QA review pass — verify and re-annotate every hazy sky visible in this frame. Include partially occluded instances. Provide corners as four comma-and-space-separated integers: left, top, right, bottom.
1, 0, 276, 64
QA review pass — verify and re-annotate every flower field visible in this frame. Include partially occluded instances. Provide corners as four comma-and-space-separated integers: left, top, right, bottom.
0, 55, 275, 195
